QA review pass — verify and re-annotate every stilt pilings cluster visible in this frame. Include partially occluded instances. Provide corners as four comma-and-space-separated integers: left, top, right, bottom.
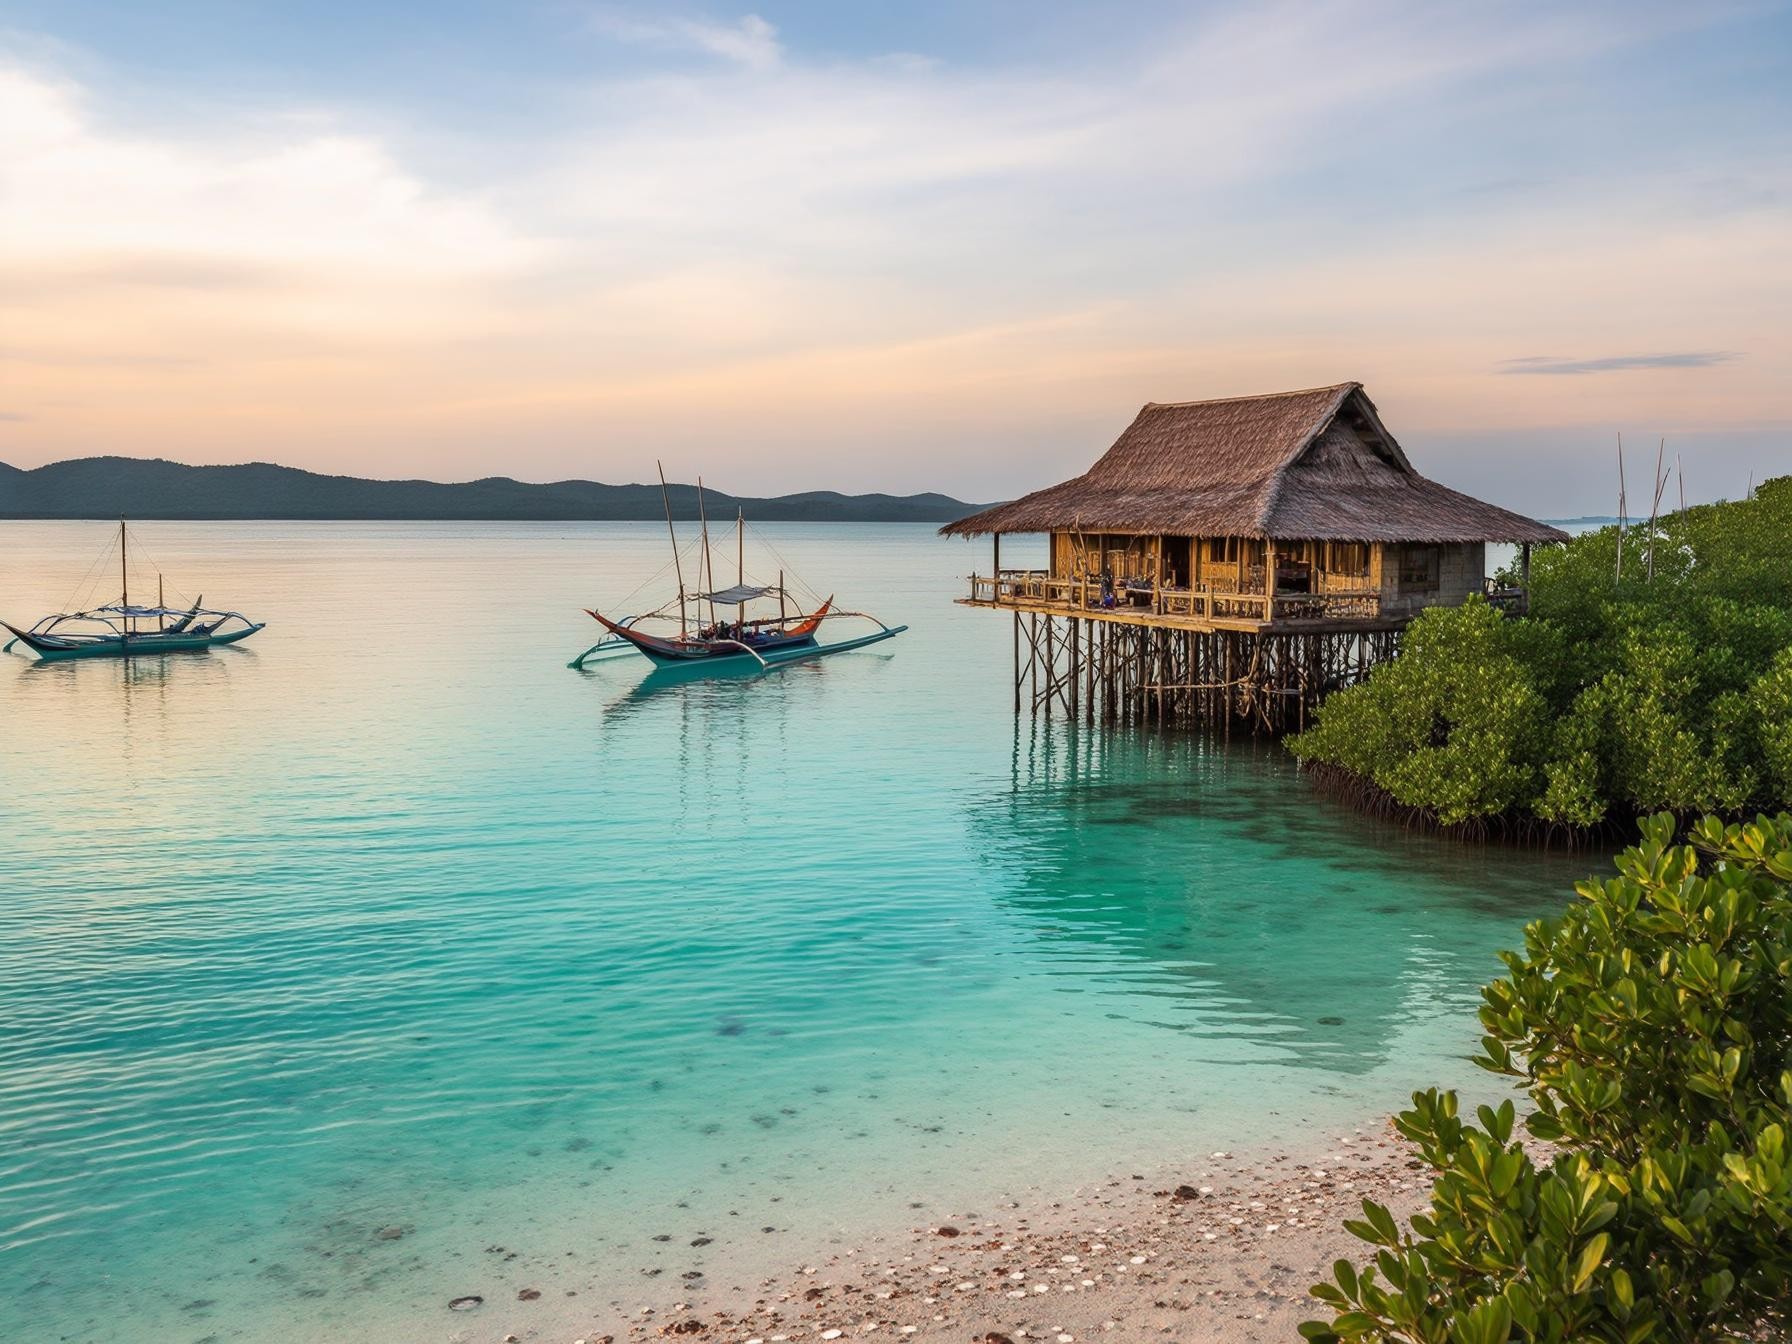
1012, 611, 1399, 734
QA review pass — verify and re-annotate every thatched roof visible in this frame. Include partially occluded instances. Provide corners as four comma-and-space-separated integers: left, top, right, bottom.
941, 383, 1568, 544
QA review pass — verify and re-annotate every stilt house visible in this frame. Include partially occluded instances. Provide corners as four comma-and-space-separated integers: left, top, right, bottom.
944, 382, 1566, 628
941, 383, 1569, 728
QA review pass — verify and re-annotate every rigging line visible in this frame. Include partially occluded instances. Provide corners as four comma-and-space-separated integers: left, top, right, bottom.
740, 521, 825, 607
604, 533, 713, 615
607, 550, 679, 612
60, 529, 117, 616
124, 530, 194, 608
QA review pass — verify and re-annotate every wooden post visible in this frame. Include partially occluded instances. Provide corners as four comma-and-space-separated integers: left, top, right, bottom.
1029, 612, 1039, 713
1263, 537, 1276, 622
993, 532, 1001, 581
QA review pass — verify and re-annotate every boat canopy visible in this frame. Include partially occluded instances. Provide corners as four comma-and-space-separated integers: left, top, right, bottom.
94, 603, 201, 620
695, 583, 783, 605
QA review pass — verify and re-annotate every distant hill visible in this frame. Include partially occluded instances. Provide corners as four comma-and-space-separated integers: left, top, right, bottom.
0, 457, 988, 523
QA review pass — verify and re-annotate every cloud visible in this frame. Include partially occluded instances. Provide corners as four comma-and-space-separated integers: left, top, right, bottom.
1499, 352, 1743, 375
0, 64, 532, 275
588, 11, 782, 70
0, 411, 29, 422
0, 1, 1786, 504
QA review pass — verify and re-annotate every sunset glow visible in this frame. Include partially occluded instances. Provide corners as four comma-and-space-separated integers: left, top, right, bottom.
1, 1, 1787, 510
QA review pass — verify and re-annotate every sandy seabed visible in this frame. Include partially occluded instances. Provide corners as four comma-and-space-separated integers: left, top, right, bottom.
440, 1122, 1430, 1344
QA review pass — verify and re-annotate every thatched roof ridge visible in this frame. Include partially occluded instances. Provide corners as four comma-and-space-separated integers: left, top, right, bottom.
942, 383, 1568, 544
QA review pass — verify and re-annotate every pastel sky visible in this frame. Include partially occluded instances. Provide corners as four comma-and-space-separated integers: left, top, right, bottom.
1, 0, 1788, 512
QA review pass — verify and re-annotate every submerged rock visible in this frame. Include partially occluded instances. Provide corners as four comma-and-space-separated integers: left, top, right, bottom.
447, 1295, 483, 1311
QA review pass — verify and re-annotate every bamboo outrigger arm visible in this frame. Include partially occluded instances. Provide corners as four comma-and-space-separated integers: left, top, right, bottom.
567, 614, 651, 669
705, 638, 771, 669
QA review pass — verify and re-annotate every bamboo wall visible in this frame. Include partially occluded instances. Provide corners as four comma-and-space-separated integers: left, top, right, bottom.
1044, 532, 1486, 611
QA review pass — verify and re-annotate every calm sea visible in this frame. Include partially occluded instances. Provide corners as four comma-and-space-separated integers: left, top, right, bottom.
0, 521, 1592, 1342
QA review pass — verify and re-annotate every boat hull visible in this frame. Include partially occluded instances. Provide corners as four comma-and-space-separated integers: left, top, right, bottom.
3, 623, 264, 662
634, 632, 818, 667
583, 606, 831, 668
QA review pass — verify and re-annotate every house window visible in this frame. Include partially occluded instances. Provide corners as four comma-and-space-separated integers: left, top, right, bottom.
1327, 542, 1369, 580
1212, 537, 1241, 564
1400, 545, 1440, 591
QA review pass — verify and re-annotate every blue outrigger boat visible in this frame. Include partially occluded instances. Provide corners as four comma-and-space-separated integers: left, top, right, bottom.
3, 521, 264, 662
569, 465, 905, 672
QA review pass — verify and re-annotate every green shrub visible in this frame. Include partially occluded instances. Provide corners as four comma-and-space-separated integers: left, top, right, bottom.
1290, 598, 1556, 825
1301, 814, 1792, 1343
1290, 479, 1792, 826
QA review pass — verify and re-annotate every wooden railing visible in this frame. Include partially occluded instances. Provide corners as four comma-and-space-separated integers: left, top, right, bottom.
1484, 583, 1530, 615
967, 572, 1387, 624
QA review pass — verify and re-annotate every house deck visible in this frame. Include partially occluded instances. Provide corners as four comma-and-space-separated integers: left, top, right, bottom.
961, 569, 1525, 635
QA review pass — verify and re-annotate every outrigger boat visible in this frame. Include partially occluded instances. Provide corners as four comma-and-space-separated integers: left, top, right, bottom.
3, 521, 264, 662
570, 464, 905, 672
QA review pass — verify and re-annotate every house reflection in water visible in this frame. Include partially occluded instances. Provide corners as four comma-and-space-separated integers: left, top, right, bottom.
971, 722, 1591, 1074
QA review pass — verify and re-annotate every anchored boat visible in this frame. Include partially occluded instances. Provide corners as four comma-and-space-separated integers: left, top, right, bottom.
3, 521, 265, 662
570, 465, 905, 672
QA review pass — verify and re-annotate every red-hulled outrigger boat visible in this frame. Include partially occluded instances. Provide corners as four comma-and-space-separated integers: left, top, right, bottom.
569, 465, 905, 672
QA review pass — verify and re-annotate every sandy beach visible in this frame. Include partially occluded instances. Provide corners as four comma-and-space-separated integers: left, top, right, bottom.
437, 1121, 1428, 1344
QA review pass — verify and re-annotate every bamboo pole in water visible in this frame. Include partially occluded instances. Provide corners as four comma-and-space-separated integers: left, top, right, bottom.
1616, 434, 1627, 587
1647, 438, 1666, 582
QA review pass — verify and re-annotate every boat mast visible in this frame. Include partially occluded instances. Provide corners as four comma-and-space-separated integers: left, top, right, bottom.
119, 518, 130, 639
656, 461, 688, 637
737, 508, 745, 636
158, 574, 165, 632
697, 477, 716, 630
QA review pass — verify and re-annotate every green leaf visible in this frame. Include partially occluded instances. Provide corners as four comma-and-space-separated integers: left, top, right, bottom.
1609, 1267, 1634, 1313
1572, 1231, 1610, 1292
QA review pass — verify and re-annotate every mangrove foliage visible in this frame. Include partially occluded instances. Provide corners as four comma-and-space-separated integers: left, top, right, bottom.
1290, 478, 1792, 828
1302, 813, 1792, 1343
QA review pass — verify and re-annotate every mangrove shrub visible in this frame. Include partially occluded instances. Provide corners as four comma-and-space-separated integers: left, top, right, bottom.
1301, 813, 1792, 1343
1290, 478, 1792, 827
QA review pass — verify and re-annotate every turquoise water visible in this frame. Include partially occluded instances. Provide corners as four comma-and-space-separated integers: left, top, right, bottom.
0, 521, 1594, 1342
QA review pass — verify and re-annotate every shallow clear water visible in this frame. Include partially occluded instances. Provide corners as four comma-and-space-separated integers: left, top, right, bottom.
0, 521, 1594, 1342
